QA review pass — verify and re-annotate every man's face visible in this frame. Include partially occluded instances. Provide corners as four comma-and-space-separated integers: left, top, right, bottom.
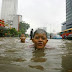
32, 33, 48, 49
21, 34, 25, 37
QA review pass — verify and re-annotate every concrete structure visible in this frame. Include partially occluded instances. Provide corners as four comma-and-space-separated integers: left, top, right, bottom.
66, 0, 72, 29
13, 15, 22, 31
62, 22, 66, 31
1, 0, 18, 22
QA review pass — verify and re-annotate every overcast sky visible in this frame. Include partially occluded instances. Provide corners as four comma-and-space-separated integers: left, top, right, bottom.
0, 0, 66, 33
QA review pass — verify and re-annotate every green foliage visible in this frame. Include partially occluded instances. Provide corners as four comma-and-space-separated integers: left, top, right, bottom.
0, 21, 30, 37
3, 28, 19, 37
25, 34, 29, 37
9, 28, 18, 35
19, 22, 30, 34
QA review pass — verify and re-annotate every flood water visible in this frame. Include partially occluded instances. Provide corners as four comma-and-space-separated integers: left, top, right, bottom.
0, 37, 72, 72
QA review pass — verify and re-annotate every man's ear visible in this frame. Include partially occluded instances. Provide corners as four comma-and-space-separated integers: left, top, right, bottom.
47, 40, 48, 42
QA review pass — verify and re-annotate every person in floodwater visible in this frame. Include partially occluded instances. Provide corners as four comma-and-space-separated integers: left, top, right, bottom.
32, 28, 48, 50
30, 29, 33, 40
20, 34, 26, 43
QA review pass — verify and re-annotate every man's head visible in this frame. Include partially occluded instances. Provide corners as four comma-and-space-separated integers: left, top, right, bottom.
20, 34, 26, 43
21, 34, 25, 37
32, 28, 48, 49
31, 29, 33, 31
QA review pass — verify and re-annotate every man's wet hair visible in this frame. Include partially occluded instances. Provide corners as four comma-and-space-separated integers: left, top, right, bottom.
33, 28, 47, 37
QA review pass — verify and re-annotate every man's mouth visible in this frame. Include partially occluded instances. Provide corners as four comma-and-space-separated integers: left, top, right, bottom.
38, 42, 43, 46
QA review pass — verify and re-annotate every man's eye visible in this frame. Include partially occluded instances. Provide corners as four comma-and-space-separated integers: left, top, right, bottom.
42, 37, 45, 40
35, 37, 39, 39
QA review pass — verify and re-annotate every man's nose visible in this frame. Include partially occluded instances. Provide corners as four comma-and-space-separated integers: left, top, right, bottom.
39, 38, 42, 41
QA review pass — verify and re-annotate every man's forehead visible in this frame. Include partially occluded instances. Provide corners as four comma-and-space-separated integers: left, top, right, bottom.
35, 33, 46, 36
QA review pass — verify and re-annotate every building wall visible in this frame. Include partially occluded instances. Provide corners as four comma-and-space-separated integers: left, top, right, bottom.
66, 0, 72, 29
1, 0, 18, 22
62, 22, 66, 31
13, 15, 22, 31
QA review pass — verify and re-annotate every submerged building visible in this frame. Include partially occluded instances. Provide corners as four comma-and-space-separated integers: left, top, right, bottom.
1, 0, 18, 22
13, 15, 22, 31
1, 0, 21, 31
62, 22, 66, 31
66, 0, 72, 29
62, 0, 72, 31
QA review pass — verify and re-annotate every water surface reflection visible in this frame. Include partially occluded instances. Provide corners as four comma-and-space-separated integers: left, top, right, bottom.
0, 38, 72, 72
31, 50, 47, 62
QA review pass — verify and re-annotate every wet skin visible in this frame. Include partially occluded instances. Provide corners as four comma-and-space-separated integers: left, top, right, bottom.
32, 33, 48, 49
20, 34, 26, 43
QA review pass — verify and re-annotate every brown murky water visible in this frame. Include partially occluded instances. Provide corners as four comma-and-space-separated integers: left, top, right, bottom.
0, 37, 72, 72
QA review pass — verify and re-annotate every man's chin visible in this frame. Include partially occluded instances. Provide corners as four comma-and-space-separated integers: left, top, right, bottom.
37, 46, 44, 49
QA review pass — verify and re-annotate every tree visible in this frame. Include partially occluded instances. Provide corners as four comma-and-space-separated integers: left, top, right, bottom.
9, 28, 18, 35
19, 22, 30, 34
5, 28, 18, 37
